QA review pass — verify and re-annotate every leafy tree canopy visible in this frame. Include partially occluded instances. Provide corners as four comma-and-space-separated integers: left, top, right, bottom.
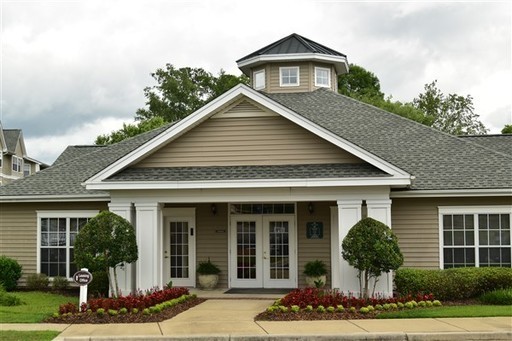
413, 80, 488, 135
339, 65, 488, 135
95, 117, 167, 145
342, 217, 403, 298
135, 64, 249, 122
74, 211, 138, 297
338, 64, 384, 100
501, 124, 512, 134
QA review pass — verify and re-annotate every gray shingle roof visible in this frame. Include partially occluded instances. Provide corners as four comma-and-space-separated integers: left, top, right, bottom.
237, 33, 346, 63
1, 88, 510, 199
458, 135, 512, 157
53, 145, 107, 166
266, 89, 512, 190
0, 124, 172, 197
3, 129, 21, 154
108, 163, 389, 182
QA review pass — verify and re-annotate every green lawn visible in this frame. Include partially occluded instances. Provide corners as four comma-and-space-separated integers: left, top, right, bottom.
377, 304, 512, 319
0, 291, 77, 323
0, 330, 60, 341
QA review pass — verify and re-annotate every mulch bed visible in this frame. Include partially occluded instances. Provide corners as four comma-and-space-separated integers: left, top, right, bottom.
44, 297, 206, 324
255, 311, 377, 321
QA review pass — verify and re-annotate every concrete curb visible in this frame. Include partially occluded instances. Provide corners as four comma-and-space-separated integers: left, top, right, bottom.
52, 331, 512, 341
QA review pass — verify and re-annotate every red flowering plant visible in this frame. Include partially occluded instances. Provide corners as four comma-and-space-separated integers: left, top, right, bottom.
279, 288, 435, 309
71, 287, 190, 313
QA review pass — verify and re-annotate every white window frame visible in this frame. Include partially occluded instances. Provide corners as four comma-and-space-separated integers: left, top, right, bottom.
37, 210, 99, 278
12, 156, 22, 173
279, 66, 300, 87
253, 69, 266, 90
315, 67, 331, 87
23, 163, 31, 177
438, 206, 512, 269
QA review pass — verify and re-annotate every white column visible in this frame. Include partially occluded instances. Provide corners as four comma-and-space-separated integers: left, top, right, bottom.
108, 203, 135, 295
366, 199, 393, 297
332, 200, 362, 295
135, 203, 162, 291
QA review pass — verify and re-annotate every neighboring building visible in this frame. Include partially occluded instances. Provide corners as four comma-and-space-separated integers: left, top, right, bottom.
0, 34, 510, 295
0, 122, 49, 185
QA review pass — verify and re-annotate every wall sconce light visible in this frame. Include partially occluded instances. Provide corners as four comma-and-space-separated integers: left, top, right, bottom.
211, 203, 217, 215
307, 202, 314, 214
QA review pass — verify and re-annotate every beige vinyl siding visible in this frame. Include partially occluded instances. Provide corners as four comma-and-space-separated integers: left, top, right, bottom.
297, 201, 333, 287
193, 203, 229, 288
136, 114, 363, 167
392, 197, 511, 269
0, 202, 108, 285
253, 62, 337, 93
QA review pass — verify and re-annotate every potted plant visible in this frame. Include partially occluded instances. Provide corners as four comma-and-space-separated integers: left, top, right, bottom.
304, 260, 327, 288
196, 259, 221, 290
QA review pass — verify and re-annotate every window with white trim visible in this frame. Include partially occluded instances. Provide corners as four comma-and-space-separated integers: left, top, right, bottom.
279, 66, 300, 86
253, 69, 265, 90
37, 211, 98, 278
439, 207, 511, 269
315, 67, 331, 87
12, 156, 22, 173
23, 163, 31, 177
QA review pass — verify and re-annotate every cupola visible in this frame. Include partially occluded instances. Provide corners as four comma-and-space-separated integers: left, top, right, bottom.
237, 33, 348, 93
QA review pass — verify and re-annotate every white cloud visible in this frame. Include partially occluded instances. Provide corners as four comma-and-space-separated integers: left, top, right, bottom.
24, 116, 134, 165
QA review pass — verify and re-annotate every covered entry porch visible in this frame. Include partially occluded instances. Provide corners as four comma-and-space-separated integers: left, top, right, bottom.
108, 186, 393, 296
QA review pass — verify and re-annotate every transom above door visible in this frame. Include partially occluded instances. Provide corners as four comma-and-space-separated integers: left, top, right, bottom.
230, 213, 296, 288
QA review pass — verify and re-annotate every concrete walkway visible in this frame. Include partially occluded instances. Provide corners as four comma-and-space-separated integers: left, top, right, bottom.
1, 299, 511, 340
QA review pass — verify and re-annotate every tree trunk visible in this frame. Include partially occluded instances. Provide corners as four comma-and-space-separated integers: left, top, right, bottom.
106, 267, 115, 298
371, 275, 380, 298
113, 266, 120, 297
363, 270, 370, 299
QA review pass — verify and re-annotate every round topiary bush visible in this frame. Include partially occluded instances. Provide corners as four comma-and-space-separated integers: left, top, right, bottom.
0, 256, 22, 291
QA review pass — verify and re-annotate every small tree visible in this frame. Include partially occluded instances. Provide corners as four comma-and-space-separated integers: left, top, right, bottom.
74, 211, 138, 297
342, 217, 403, 298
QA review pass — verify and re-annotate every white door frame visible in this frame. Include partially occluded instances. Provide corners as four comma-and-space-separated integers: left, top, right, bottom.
163, 208, 196, 287
229, 214, 296, 288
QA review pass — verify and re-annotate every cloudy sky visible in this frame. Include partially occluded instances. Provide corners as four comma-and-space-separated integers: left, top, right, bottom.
1, 0, 511, 165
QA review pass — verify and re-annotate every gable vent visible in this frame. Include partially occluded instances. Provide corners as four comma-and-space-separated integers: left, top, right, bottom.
212, 100, 277, 119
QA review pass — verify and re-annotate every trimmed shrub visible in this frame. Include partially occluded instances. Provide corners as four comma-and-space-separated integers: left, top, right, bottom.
52, 276, 70, 291
87, 271, 109, 298
0, 256, 22, 291
26, 273, 49, 291
395, 267, 512, 300
479, 288, 512, 305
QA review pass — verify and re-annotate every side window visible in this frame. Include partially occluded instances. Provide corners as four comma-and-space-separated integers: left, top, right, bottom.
12, 156, 22, 173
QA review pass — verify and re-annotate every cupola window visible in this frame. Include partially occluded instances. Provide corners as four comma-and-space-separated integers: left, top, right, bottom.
315, 67, 331, 87
279, 66, 300, 86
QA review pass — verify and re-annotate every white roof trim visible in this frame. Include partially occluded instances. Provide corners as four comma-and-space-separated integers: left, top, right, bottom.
391, 188, 512, 198
237, 53, 349, 74
84, 84, 411, 188
0, 194, 111, 203
85, 176, 411, 191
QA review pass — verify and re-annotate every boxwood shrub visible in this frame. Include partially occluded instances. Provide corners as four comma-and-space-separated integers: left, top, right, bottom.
0, 255, 22, 291
395, 267, 512, 300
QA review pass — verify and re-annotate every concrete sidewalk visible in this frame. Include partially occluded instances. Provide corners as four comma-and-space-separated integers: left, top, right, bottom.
1, 299, 511, 340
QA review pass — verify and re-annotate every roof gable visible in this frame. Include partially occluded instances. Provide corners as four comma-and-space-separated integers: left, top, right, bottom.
84, 84, 410, 190
3, 129, 26, 156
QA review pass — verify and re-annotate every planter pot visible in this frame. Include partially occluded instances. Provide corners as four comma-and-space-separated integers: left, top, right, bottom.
305, 275, 327, 288
197, 274, 219, 290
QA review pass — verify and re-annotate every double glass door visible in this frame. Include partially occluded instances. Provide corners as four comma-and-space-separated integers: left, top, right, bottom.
230, 215, 296, 288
